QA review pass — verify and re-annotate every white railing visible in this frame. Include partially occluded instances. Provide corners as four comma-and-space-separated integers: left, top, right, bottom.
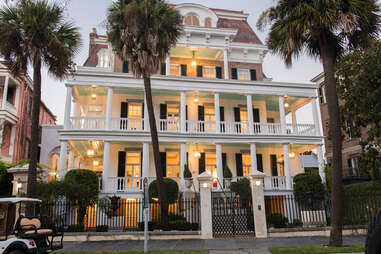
264, 176, 288, 190
111, 118, 144, 131
286, 123, 316, 136
187, 120, 217, 134
0, 100, 17, 115
158, 119, 180, 132
70, 116, 106, 130
108, 177, 143, 192
254, 123, 282, 135
220, 121, 250, 135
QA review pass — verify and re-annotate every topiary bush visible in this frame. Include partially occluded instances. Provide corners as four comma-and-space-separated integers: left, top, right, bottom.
231, 178, 251, 199
36, 181, 66, 201
149, 178, 178, 204
267, 213, 288, 228
223, 165, 232, 178
183, 164, 192, 178
293, 173, 325, 207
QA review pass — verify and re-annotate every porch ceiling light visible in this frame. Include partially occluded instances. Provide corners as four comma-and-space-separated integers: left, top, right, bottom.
284, 102, 289, 108
91, 92, 97, 100
87, 149, 95, 157
193, 98, 199, 103
289, 152, 295, 158
93, 161, 100, 166
194, 151, 201, 158
191, 51, 197, 66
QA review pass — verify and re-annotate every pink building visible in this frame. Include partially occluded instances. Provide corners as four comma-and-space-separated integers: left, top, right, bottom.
0, 62, 56, 163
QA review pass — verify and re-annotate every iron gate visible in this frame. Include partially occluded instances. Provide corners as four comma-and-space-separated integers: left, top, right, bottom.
211, 192, 255, 237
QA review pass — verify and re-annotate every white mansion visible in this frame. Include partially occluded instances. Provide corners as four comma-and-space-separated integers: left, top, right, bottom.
56, 3, 325, 198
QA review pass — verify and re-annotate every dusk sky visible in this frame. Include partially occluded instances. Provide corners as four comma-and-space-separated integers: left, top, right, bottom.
1, 0, 324, 123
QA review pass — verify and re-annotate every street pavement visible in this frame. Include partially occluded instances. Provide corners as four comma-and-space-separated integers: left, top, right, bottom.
61, 235, 366, 254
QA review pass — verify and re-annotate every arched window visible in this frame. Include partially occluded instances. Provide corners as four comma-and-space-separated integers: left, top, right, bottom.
184, 13, 200, 26
204, 17, 212, 27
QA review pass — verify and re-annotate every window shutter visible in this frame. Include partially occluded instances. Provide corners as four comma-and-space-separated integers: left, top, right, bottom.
216, 67, 222, 79
198, 106, 205, 121
160, 152, 167, 177
122, 61, 129, 73
231, 68, 238, 80
253, 108, 260, 123
256, 154, 263, 172
234, 107, 240, 122
181, 64, 187, 76
186, 105, 188, 131
270, 154, 278, 176
220, 106, 225, 133
142, 103, 145, 130
160, 63, 166, 75
186, 152, 189, 165
197, 65, 203, 77
235, 153, 243, 176
222, 153, 227, 170
250, 69, 257, 81
160, 104, 167, 119
121, 102, 128, 118
118, 151, 126, 177
199, 153, 205, 174
140, 152, 143, 176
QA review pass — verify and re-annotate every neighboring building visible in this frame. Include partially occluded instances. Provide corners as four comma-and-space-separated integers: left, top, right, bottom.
0, 62, 56, 164
56, 3, 325, 199
312, 73, 366, 179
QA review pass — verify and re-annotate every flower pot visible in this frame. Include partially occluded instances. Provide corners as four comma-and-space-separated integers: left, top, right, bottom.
185, 178, 193, 189
224, 178, 232, 190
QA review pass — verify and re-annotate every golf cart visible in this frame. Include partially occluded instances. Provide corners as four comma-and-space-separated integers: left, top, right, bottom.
0, 198, 64, 254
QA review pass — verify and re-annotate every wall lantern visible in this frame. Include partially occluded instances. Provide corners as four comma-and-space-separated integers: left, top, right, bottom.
17, 182, 22, 189
202, 182, 208, 188
255, 180, 262, 186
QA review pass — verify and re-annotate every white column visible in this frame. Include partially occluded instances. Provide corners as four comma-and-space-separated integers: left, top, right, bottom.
63, 86, 72, 130
250, 143, 258, 173
2, 75, 9, 110
165, 55, 170, 76
180, 91, 186, 133
279, 96, 286, 134
106, 87, 113, 130
216, 143, 223, 190
14, 85, 20, 111
283, 143, 292, 189
58, 141, 68, 181
247, 95, 254, 134
224, 49, 229, 79
142, 142, 150, 178
311, 97, 321, 135
102, 141, 110, 192
144, 92, 149, 131
9, 124, 16, 160
249, 172, 268, 238
317, 144, 326, 184
198, 172, 213, 239
68, 151, 74, 170
214, 93, 220, 133
180, 143, 187, 190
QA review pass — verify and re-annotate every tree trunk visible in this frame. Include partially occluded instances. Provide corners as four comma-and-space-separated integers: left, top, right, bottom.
320, 43, 343, 247
143, 76, 168, 226
27, 57, 42, 200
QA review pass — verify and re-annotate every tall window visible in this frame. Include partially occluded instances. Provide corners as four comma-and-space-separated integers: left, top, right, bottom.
170, 64, 180, 76
242, 154, 252, 176
204, 17, 212, 27
238, 69, 250, 81
128, 103, 142, 119
203, 66, 216, 78
167, 152, 180, 177
205, 153, 217, 177
167, 104, 179, 130
184, 13, 200, 26
126, 152, 141, 177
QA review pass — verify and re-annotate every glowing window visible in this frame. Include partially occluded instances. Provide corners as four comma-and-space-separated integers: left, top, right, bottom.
167, 152, 180, 177
128, 103, 142, 119
205, 17, 212, 27
126, 152, 141, 177
184, 13, 200, 26
240, 108, 248, 122
242, 154, 252, 176
205, 153, 217, 177
170, 64, 180, 76
238, 69, 250, 81
203, 66, 216, 78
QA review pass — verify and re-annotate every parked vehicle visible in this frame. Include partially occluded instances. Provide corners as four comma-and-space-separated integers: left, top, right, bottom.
0, 198, 64, 254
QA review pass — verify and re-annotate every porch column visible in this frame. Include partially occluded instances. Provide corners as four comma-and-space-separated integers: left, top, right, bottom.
250, 143, 258, 173
166, 55, 170, 76
102, 141, 111, 192
317, 144, 326, 184
14, 85, 20, 111
223, 49, 229, 79
2, 75, 9, 110
9, 124, 16, 160
198, 172, 213, 239
180, 91, 186, 133
279, 96, 286, 134
247, 95, 254, 134
283, 143, 292, 189
144, 91, 149, 131
180, 142, 187, 190
216, 143, 223, 190
311, 97, 321, 135
249, 172, 268, 238
63, 86, 72, 130
67, 151, 73, 170
291, 110, 297, 133
58, 141, 68, 181
106, 87, 113, 130
142, 142, 150, 178
214, 93, 220, 133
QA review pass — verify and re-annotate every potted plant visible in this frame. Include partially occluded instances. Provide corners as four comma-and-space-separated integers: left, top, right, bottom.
183, 164, 193, 189
223, 165, 233, 190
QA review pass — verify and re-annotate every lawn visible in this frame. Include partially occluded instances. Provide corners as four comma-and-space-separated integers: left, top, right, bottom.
57, 251, 208, 254
269, 244, 364, 254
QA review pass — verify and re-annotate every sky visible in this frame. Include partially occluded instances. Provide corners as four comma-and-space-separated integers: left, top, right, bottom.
0, 0, 325, 124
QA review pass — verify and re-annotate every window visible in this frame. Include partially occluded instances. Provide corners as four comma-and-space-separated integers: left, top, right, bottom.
204, 107, 215, 122
167, 104, 179, 120
238, 69, 250, 81
167, 152, 180, 177
319, 86, 326, 104
204, 17, 212, 27
126, 152, 141, 177
205, 153, 217, 177
203, 66, 216, 78
6, 87, 15, 104
97, 49, 110, 68
128, 103, 142, 119
242, 154, 252, 176
345, 117, 354, 139
184, 13, 200, 26
240, 108, 248, 122
170, 64, 180, 76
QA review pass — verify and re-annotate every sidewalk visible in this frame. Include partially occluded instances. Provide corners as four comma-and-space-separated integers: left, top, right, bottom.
62, 235, 366, 254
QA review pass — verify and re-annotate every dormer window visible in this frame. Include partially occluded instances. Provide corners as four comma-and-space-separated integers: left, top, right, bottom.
205, 17, 212, 27
184, 13, 200, 26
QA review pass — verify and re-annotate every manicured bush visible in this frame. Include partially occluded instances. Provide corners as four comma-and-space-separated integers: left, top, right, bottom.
149, 178, 179, 204
66, 224, 84, 232
96, 225, 109, 232
223, 165, 232, 178
0, 161, 13, 197
293, 173, 325, 207
183, 164, 192, 178
36, 181, 66, 201
231, 178, 251, 199
267, 213, 288, 228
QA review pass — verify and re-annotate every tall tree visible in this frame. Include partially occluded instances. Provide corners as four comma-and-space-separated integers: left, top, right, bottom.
107, 0, 182, 225
337, 40, 381, 180
0, 0, 81, 198
257, 0, 379, 246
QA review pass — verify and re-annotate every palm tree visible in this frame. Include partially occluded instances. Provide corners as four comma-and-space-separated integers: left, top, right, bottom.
257, 0, 380, 246
107, 0, 182, 225
0, 0, 81, 199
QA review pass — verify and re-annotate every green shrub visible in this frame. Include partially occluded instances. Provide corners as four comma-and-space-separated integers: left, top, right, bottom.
223, 165, 232, 178
36, 181, 66, 201
0, 161, 13, 197
183, 164, 192, 178
66, 224, 84, 232
267, 213, 288, 228
149, 178, 178, 204
288, 218, 303, 228
168, 213, 187, 221
96, 225, 109, 232
344, 180, 381, 195
231, 178, 251, 199
293, 173, 325, 207
138, 220, 198, 231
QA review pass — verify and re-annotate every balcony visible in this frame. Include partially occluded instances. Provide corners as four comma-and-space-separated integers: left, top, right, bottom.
0, 99, 17, 116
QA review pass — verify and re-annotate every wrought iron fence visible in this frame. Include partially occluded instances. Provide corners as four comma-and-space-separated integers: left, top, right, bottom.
40, 197, 200, 232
